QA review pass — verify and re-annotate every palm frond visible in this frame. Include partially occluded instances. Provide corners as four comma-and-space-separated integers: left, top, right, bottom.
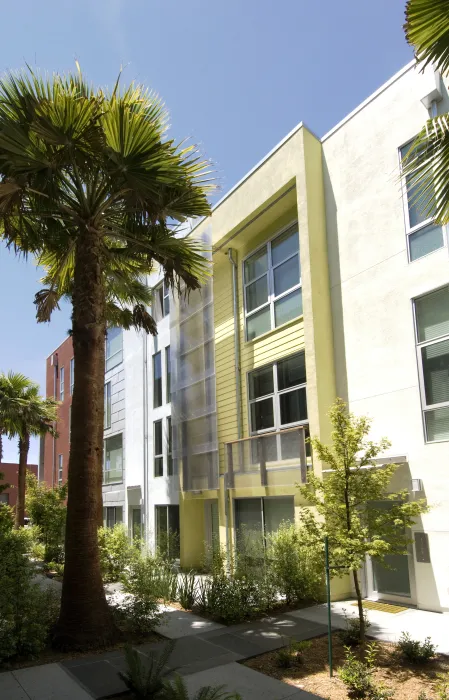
405, 0, 449, 74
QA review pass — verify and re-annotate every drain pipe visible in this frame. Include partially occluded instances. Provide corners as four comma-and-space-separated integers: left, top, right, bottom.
226, 249, 242, 573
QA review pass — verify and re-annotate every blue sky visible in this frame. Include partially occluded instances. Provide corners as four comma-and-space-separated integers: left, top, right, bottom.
0, 0, 412, 462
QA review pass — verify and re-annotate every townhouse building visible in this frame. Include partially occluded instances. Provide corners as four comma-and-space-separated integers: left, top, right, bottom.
42, 59, 449, 612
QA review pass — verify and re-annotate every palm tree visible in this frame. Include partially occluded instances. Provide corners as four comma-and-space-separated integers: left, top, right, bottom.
0, 372, 31, 463
402, 0, 449, 221
0, 68, 212, 649
11, 384, 58, 528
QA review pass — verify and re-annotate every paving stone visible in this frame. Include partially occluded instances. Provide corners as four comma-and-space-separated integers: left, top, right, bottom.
0, 671, 29, 700
138, 635, 229, 669
198, 631, 267, 658
179, 661, 312, 700
12, 664, 93, 700
177, 651, 243, 676
62, 649, 125, 668
156, 608, 224, 639
63, 659, 127, 699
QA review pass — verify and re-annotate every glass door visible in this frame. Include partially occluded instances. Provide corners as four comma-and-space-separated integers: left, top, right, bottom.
368, 501, 413, 601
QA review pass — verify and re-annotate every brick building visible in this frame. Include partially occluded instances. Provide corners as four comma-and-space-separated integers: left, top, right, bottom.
42, 336, 73, 486
0, 462, 38, 508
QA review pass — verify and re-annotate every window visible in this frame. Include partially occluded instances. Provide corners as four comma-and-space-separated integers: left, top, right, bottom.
104, 434, 123, 484
0, 493, 9, 505
70, 358, 74, 395
153, 281, 170, 322
153, 351, 162, 408
58, 454, 63, 484
167, 416, 173, 476
248, 351, 307, 433
154, 420, 163, 476
165, 346, 171, 402
106, 327, 123, 372
414, 286, 449, 442
244, 226, 302, 341
155, 505, 180, 558
103, 506, 123, 528
59, 367, 65, 401
235, 496, 294, 550
104, 382, 111, 429
400, 141, 445, 262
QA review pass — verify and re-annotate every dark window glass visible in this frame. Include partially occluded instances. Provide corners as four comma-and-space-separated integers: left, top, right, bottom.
154, 420, 163, 476
250, 397, 275, 431
249, 365, 274, 400
277, 352, 306, 390
166, 346, 171, 402
279, 387, 308, 425
153, 352, 162, 408
167, 416, 173, 476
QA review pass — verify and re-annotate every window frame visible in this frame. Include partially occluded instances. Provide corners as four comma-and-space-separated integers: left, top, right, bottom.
413, 285, 449, 443
70, 358, 74, 395
398, 139, 447, 263
105, 327, 123, 372
103, 433, 124, 484
243, 223, 302, 341
59, 366, 65, 402
165, 346, 171, 403
104, 381, 112, 430
247, 351, 308, 438
167, 416, 173, 476
154, 419, 164, 477
58, 454, 63, 484
153, 351, 162, 408
154, 281, 170, 321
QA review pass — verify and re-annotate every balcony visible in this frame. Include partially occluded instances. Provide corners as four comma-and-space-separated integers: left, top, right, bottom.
103, 468, 123, 485
225, 426, 308, 489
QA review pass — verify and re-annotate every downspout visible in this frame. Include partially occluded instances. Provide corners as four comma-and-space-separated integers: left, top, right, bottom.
143, 329, 149, 550
227, 248, 242, 571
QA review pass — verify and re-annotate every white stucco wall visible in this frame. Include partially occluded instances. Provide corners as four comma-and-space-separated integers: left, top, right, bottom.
323, 62, 449, 612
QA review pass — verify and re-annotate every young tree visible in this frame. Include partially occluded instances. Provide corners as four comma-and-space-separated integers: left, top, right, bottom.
299, 399, 428, 644
25, 473, 67, 562
402, 0, 449, 223
0, 68, 212, 649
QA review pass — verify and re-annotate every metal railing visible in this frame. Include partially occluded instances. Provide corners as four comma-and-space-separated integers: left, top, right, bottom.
225, 426, 307, 488
103, 468, 123, 485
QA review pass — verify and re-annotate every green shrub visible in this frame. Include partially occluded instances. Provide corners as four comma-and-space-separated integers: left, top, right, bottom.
122, 555, 177, 602
177, 572, 196, 610
397, 632, 436, 664
435, 674, 449, 700
201, 538, 227, 576
119, 641, 175, 698
195, 572, 276, 625
339, 608, 371, 646
339, 644, 393, 699
157, 528, 180, 563
275, 639, 311, 668
163, 673, 242, 699
117, 555, 167, 635
45, 561, 65, 578
0, 504, 14, 533
266, 523, 324, 605
25, 473, 67, 563
0, 527, 60, 662
98, 524, 138, 583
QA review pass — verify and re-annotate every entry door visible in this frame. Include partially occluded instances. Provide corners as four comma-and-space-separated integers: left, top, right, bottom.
367, 501, 413, 601
132, 508, 142, 541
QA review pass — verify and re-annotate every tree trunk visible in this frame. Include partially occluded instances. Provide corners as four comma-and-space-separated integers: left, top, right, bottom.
352, 570, 365, 645
96, 325, 106, 528
14, 433, 29, 528
53, 228, 118, 650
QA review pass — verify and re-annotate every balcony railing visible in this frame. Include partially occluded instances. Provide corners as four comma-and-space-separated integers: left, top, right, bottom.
103, 468, 123, 485
225, 426, 308, 488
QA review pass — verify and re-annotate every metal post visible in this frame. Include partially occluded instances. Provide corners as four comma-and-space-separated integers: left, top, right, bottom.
325, 536, 333, 677
298, 427, 307, 482
227, 443, 235, 488
259, 437, 267, 487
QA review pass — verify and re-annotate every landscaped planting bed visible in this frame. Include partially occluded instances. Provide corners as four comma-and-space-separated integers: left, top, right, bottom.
243, 633, 449, 699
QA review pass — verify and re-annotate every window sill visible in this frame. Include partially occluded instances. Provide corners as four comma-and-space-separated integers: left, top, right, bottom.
102, 480, 123, 486
244, 314, 304, 346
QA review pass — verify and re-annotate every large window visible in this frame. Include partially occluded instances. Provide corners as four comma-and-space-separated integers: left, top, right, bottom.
154, 420, 163, 477
244, 226, 302, 341
165, 346, 171, 403
70, 358, 74, 395
414, 285, 449, 442
155, 505, 180, 558
248, 351, 307, 433
106, 327, 123, 372
0, 493, 9, 505
153, 352, 162, 408
104, 382, 111, 429
153, 281, 170, 322
104, 433, 123, 484
400, 141, 445, 262
167, 416, 173, 476
235, 496, 294, 550
59, 367, 65, 401
103, 506, 123, 528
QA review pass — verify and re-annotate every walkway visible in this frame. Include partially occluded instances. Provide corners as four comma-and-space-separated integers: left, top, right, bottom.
2, 599, 447, 699
0, 606, 327, 700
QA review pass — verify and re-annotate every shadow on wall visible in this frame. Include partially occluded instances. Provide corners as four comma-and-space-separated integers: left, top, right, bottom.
322, 154, 348, 404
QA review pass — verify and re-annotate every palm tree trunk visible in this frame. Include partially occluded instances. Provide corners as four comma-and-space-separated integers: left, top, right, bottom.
53, 228, 118, 650
96, 324, 106, 528
14, 432, 29, 528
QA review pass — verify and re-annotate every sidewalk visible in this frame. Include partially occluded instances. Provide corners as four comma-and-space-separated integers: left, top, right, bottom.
2, 599, 447, 700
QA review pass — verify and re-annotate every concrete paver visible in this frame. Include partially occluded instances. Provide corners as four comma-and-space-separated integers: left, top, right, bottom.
12, 663, 93, 700
179, 661, 321, 700
155, 605, 225, 638
0, 671, 29, 700
63, 659, 127, 699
